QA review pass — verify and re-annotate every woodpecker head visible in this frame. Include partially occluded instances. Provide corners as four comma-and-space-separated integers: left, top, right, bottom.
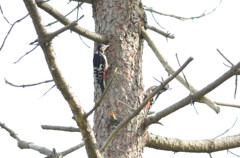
97, 44, 110, 53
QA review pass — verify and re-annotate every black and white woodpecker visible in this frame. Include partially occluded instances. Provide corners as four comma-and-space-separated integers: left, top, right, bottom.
144, 84, 169, 115
93, 44, 110, 93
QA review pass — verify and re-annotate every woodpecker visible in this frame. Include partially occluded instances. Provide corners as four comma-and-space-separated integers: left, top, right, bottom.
93, 44, 110, 93
144, 84, 169, 115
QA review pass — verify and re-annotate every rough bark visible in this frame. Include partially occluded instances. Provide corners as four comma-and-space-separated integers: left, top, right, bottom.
92, 0, 147, 157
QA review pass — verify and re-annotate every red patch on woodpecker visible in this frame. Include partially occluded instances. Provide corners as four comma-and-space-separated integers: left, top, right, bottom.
103, 71, 106, 80
145, 101, 150, 108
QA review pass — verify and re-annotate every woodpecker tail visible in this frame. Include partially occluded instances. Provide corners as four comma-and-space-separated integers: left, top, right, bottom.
100, 82, 105, 93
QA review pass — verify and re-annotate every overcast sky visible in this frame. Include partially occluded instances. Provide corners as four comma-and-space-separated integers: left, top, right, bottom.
0, 0, 240, 157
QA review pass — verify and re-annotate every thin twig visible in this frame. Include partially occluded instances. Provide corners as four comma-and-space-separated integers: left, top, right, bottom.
40, 84, 56, 98
5, 78, 53, 88
116, 98, 135, 111
61, 142, 85, 157
13, 45, 39, 64
215, 102, 240, 108
85, 68, 118, 118
145, 1, 220, 21
146, 24, 174, 39
217, 49, 234, 66
0, 14, 29, 52
0, 4, 10, 24
228, 150, 240, 157
234, 75, 238, 99
101, 57, 193, 152
214, 118, 238, 139
217, 49, 238, 99
45, 2, 83, 27
41, 125, 80, 132
141, 27, 220, 113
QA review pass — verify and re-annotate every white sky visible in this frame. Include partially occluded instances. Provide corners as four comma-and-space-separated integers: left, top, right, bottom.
0, 0, 240, 157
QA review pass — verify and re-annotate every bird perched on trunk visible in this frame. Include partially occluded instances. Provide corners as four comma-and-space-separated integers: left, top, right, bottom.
93, 44, 110, 93
144, 84, 169, 115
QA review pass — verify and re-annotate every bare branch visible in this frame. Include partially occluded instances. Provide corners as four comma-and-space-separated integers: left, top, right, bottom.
215, 101, 240, 108
41, 125, 80, 132
85, 68, 118, 118
0, 122, 20, 141
13, 45, 39, 64
42, 19, 81, 43
36, 1, 107, 44
60, 142, 85, 157
141, 27, 220, 113
214, 118, 238, 139
101, 57, 193, 153
0, 122, 54, 156
45, 2, 84, 27
145, 61, 240, 126
0, 14, 29, 52
146, 133, 240, 153
5, 78, 53, 88
217, 49, 234, 66
145, 2, 220, 21
23, 0, 102, 157
0, 4, 10, 24
146, 24, 174, 39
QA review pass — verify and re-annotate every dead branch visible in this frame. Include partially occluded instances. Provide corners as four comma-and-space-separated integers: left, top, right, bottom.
144, 1, 221, 21
215, 102, 240, 108
36, 1, 106, 44
146, 133, 240, 153
4, 78, 53, 88
23, 0, 102, 157
0, 14, 29, 52
146, 24, 175, 39
141, 27, 220, 113
0, 122, 53, 156
41, 125, 80, 132
60, 142, 85, 157
101, 57, 193, 153
145, 61, 240, 127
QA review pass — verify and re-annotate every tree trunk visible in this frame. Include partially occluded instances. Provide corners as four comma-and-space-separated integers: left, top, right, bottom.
93, 0, 147, 157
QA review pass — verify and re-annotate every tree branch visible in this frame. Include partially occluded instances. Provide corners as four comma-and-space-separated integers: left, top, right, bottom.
0, 122, 54, 156
146, 133, 240, 153
141, 27, 220, 113
5, 78, 53, 88
0, 14, 29, 52
145, 61, 240, 126
146, 24, 175, 39
101, 57, 193, 153
23, 1, 102, 158
215, 102, 240, 108
41, 125, 80, 132
36, 0, 107, 43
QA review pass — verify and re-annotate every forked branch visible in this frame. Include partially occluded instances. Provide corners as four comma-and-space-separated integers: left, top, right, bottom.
145, 61, 240, 127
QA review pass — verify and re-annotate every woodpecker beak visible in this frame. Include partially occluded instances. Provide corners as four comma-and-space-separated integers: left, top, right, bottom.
102, 44, 110, 51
